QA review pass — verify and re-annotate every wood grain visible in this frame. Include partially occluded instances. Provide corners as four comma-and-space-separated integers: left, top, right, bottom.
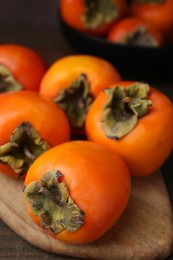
0, 171, 173, 260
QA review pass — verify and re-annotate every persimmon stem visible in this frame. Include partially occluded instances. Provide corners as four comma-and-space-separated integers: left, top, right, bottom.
0, 122, 50, 177
120, 26, 159, 47
54, 74, 94, 129
0, 64, 23, 93
23, 146, 36, 161
101, 83, 152, 140
24, 170, 85, 234
82, 0, 118, 29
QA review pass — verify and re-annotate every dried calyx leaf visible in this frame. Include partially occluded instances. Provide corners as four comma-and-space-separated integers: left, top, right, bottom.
0, 122, 50, 177
0, 64, 23, 93
24, 170, 84, 233
101, 83, 152, 140
54, 74, 94, 129
82, 0, 118, 29
121, 26, 159, 47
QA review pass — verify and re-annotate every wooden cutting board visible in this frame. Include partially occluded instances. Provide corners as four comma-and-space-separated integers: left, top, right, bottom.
0, 171, 173, 260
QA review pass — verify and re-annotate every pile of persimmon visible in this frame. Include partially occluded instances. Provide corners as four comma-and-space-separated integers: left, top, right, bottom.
0, 43, 173, 247
0, 44, 132, 245
59, 0, 173, 47
60, 0, 128, 36
0, 43, 70, 179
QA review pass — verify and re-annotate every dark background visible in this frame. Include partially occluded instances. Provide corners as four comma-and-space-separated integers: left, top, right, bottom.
0, 0, 57, 28
0, 0, 72, 64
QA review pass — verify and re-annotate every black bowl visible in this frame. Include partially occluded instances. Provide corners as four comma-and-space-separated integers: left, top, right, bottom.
58, 11, 173, 82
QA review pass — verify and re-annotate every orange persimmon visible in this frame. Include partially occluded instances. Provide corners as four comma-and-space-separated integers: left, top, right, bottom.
59, 0, 128, 35
130, 0, 173, 43
0, 44, 46, 92
85, 81, 173, 176
24, 140, 131, 244
0, 91, 70, 178
39, 54, 121, 134
107, 17, 163, 47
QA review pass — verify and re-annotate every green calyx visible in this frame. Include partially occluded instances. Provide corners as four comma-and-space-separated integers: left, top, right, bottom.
24, 170, 84, 233
101, 83, 152, 140
121, 26, 158, 47
137, 0, 164, 4
54, 74, 94, 129
82, 0, 118, 29
0, 122, 50, 177
0, 64, 23, 93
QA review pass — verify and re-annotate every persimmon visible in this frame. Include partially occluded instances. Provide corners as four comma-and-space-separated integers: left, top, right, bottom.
24, 140, 131, 244
39, 54, 121, 134
85, 81, 173, 176
0, 44, 46, 92
0, 91, 70, 178
107, 17, 163, 47
59, 0, 128, 36
130, 0, 173, 43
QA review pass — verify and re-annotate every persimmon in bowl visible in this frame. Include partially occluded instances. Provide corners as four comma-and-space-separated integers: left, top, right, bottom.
58, 0, 173, 81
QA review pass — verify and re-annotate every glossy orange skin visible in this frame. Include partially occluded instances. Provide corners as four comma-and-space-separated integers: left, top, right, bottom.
107, 17, 163, 46
40, 55, 121, 99
60, 0, 127, 35
0, 44, 46, 91
40, 55, 121, 135
130, 0, 173, 43
24, 140, 131, 244
0, 91, 70, 178
85, 81, 173, 176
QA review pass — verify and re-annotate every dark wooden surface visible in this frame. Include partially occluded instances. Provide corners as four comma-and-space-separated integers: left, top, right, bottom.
0, 1, 173, 259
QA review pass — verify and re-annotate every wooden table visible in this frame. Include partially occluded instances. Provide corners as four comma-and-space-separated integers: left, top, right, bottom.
0, 2, 173, 259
